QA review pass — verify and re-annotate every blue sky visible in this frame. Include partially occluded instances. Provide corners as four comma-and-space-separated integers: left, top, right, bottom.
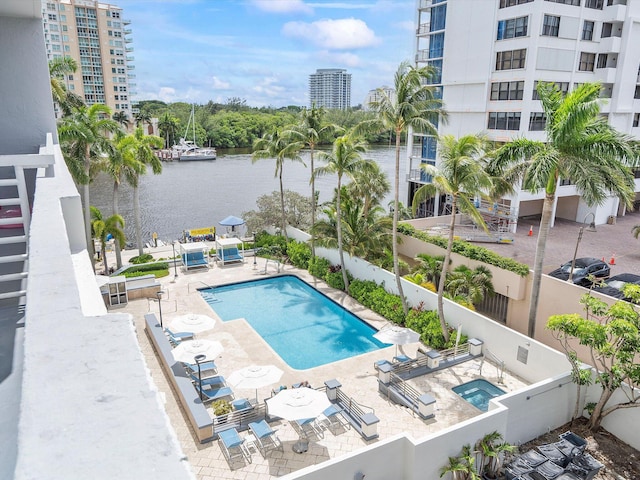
117, 0, 415, 107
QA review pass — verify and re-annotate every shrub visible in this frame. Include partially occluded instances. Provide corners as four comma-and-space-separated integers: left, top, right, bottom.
125, 262, 168, 273
123, 269, 169, 279
349, 279, 405, 325
308, 256, 331, 279
211, 399, 232, 416
287, 240, 311, 269
130, 253, 154, 264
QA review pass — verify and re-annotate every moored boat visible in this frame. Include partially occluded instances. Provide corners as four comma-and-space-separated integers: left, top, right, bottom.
179, 146, 217, 161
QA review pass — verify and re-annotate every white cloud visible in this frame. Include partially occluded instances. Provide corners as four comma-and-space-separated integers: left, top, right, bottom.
211, 76, 231, 90
395, 20, 415, 32
317, 50, 361, 67
157, 87, 177, 102
282, 18, 378, 50
250, 0, 313, 14
251, 77, 286, 98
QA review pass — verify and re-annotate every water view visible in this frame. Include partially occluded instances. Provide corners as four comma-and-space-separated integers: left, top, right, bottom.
90, 145, 408, 244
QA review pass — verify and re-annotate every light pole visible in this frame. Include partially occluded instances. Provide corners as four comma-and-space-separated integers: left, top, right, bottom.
194, 354, 207, 401
568, 213, 597, 283
253, 231, 257, 269
171, 241, 178, 282
156, 290, 164, 327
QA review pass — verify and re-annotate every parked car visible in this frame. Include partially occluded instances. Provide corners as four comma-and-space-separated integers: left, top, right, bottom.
592, 273, 640, 301
548, 257, 610, 286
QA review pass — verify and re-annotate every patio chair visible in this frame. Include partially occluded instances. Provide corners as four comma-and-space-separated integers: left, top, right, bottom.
195, 383, 234, 403
183, 360, 217, 376
218, 427, 251, 468
373, 359, 392, 371
189, 372, 226, 387
393, 354, 412, 363
295, 417, 324, 439
164, 328, 194, 346
319, 404, 350, 433
231, 398, 254, 412
248, 420, 283, 457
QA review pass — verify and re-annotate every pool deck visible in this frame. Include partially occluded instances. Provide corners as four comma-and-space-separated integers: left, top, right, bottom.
118, 251, 529, 479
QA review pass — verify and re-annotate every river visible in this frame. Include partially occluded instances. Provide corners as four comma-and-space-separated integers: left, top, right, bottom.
90, 145, 408, 244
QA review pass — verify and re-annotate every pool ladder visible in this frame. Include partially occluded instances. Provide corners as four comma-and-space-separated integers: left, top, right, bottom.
187, 280, 219, 302
480, 349, 505, 384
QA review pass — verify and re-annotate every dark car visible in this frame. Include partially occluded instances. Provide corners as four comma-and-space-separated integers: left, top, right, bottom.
592, 273, 640, 301
548, 257, 610, 286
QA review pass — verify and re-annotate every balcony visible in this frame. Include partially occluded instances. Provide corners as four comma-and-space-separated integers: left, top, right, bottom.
123, 18, 131, 24
598, 35, 621, 53
417, 23, 431, 36
595, 67, 617, 84
415, 50, 430, 63
125, 37, 133, 44
126, 56, 134, 62
123, 28, 132, 34
603, 4, 626, 22
418, 0, 434, 10
127, 74, 136, 79
126, 47, 134, 52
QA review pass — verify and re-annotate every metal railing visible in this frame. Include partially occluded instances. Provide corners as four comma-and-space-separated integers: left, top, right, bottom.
335, 387, 375, 422
212, 403, 266, 435
187, 280, 216, 295
385, 372, 425, 408
481, 349, 506, 383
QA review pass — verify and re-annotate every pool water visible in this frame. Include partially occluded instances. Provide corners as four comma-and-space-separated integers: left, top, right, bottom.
452, 379, 506, 412
200, 275, 387, 370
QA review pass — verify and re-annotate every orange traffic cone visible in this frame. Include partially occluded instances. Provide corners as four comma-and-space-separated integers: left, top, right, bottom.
609, 254, 616, 265
528, 226, 533, 236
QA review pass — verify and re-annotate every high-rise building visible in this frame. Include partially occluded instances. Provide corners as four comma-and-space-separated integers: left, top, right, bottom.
363, 85, 395, 111
408, 0, 640, 225
309, 68, 351, 110
42, 0, 136, 118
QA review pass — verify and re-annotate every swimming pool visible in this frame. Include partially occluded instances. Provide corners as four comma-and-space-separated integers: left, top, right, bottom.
200, 275, 387, 370
452, 379, 506, 412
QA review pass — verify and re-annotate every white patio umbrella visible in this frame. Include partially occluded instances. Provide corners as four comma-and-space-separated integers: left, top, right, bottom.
169, 313, 216, 334
227, 365, 284, 401
373, 324, 421, 357
171, 339, 224, 363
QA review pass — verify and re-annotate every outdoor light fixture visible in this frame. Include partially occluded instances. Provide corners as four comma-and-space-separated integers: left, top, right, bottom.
171, 240, 178, 282
568, 212, 597, 283
253, 231, 257, 269
156, 290, 164, 328
194, 354, 207, 401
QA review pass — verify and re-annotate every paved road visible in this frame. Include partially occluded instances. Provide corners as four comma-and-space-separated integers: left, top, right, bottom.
481, 211, 640, 276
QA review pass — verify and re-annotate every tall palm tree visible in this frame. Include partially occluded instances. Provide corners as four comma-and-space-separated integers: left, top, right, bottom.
119, 128, 164, 256
158, 112, 179, 148
134, 110, 152, 128
445, 265, 494, 307
413, 253, 445, 287
286, 104, 343, 256
112, 111, 130, 129
90, 206, 125, 276
489, 82, 637, 337
357, 61, 447, 315
314, 134, 371, 291
58, 104, 120, 261
252, 129, 304, 242
48, 56, 84, 116
347, 160, 390, 218
412, 134, 493, 342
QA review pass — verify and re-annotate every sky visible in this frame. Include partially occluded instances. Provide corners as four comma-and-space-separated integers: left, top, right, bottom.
116, 0, 416, 108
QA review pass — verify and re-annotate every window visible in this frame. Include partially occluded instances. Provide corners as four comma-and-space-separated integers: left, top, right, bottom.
585, 0, 603, 8
545, 0, 580, 4
431, 4, 447, 31
596, 54, 608, 69
499, 0, 533, 7
497, 16, 528, 40
542, 15, 560, 37
633, 113, 639, 128
634, 86, 640, 99
601, 23, 613, 38
50, 24, 58, 32
490, 81, 524, 100
529, 113, 546, 131
429, 32, 444, 58
578, 52, 595, 71
48, 13, 57, 21
488, 112, 521, 130
532, 81, 570, 99
496, 49, 526, 70
60, 14, 66, 22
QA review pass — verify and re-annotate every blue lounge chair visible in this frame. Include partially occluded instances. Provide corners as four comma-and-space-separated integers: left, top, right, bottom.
320, 404, 350, 432
183, 360, 217, 376
295, 417, 324, 439
164, 328, 194, 346
189, 372, 226, 387
218, 427, 251, 467
248, 420, 283, 457
182, 251, 209, 270
218, 247, 243, 265
231, 398, 254, 411
393, 354, 412, 363
196, 384, 234, 403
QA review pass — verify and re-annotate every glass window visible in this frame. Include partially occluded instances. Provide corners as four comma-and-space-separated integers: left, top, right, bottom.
601, 23, 613, 38
578, 52, 595, 71
490, 81, 524, 100
532, 81, 570, 100
585, 0, 603, 8
634, 86, 640, 99
488, 112, 521, 130
496, 49, 526, 70
596, 54, 608, 69
582, 21, 594, 40
497, 16, 528, 40
499, 0, 533, 7
545, 0, 580, 5
430, 4, 447, 32
429, 32, 445, 58
529, 113, 546, 131
542, 15, 560, 37
633, 113, 639, 128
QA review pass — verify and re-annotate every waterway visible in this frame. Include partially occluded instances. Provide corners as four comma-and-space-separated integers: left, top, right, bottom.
90, 145, 408, 244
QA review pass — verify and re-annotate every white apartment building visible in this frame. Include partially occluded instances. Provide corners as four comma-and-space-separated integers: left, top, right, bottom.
42, 0, 136, 118
409, 0, 640, 227
363, 85, 395, 110
309, 68, 352, 110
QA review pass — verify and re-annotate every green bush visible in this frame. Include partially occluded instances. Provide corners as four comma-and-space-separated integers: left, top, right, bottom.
405, 309, 446, 348
130, 253, 154, 264
287, 240, 311, 269
308, 256, 331, 279
123, 269, 169, 279
125, 262, 168, 273
349, 279, 405, 325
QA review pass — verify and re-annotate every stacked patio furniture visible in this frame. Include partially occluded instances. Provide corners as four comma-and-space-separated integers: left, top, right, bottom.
164, 328, 195, 346
218, 427, 252, 469
504, 431, 602, 480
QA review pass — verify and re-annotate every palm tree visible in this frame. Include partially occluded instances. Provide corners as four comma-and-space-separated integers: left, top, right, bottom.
113, 111, 130, 129
48, 57, 84, 116
414, 253, 445, 287
134, 110, 152, 128
119, 128, 164, 256
252, 129, 304, 242
347, 160, 390, 218
90, 206, 125, 276
412, 134, 493, 342
489, 82, 637, 337
314, 134, 371, 291
445, 265, 494, 307
58, 104, 120, 261
357, 61, 447, 316
286, 104, 343, 256
158, 112, 179, 148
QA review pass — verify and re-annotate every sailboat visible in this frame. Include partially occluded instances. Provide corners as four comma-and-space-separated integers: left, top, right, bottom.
172, 105, 216, 161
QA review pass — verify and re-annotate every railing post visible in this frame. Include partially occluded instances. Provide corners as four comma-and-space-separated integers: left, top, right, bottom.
469, 338, 483, 356
324, 379, 341, 401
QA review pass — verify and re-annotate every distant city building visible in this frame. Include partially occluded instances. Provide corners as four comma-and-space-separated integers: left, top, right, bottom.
364, 86, 395, 110
42, 0, 136, 118
309, 68, 351, 110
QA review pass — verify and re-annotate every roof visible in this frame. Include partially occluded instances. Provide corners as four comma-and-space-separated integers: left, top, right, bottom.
216, 237, 244, 248
180, 242, 209, 252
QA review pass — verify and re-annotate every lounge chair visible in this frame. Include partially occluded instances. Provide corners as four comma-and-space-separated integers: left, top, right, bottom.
183, 360, 217, 376
195, 384, 234, 403
248, 420, 283, 457
189, 372, 226, 387
182, 251, 209, 270
295, 417, 324, 439
164, 328, 195, 346
393, 354, 412, 363
231, 398, 254, 412
218, 427, 251, 468
374, 359, 392, 371
319, 404, 350, 432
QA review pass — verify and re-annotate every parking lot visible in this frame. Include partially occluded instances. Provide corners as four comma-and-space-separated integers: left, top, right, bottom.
481, 211, 640, 277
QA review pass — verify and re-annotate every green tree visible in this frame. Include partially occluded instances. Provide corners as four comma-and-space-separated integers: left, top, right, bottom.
48, 57, 84, 116
242, 190, 313, 234
357, 61, 446, 316
490, 82, 637, 338
439, 444, 480, 480
252, 129, 304, 241
475, 431, 515, 479
58, 104, 120, 261
112, 111, 130, 129
158, 112, 179, 148
445, 265, 494, 307
547, 290, 640, 430
347, 160, 390, 218
90, 206, 125, 276
314, 135, 372, 291
287, 104, 343, 257
412, 134, 493, 342
134, 109, 152, 128
413, 253, 445, 287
